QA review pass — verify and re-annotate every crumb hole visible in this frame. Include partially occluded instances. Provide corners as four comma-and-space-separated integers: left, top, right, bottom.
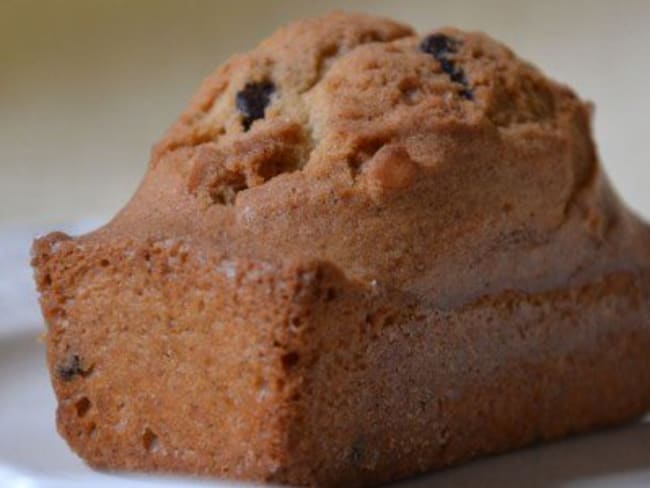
325, 287, 337, 302
100, 259, 110, 267
209, 173, 247, 205
258, 157, 300, 182
502, 202, 513, 213
398, 77, 421, 104
142, 427, 160, 453
289, 316, 302, 329
281, 351, 300, 370
75, 397, 91, 418
348, 139, 384, 173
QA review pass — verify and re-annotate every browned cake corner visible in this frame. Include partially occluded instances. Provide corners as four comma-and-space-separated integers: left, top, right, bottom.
32, 10, 650, 487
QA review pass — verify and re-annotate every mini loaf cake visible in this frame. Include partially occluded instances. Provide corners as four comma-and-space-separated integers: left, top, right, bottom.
32, 11, 650, 487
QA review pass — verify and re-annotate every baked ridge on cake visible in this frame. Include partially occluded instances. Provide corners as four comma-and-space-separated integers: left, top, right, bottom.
32, 11, 650, 487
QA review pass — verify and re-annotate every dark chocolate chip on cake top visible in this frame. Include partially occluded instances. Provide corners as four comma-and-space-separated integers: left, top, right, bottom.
235, 81, 275, 130
419, 33, 457, 59
419, 33, 473, 100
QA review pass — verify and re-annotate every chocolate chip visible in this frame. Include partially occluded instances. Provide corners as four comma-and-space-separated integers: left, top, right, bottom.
438, 58, 457, 78
419, 33, 473, 100
451, 71, 467, 85
350, 440, 364, 466
57, 354, 92, 381
459, 88, 474, 100
235, 81, 275, 131
419, 34, 457, 59
57, 355, 83, 381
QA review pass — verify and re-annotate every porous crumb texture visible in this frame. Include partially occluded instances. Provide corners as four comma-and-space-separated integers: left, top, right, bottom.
32, 11, 650, 487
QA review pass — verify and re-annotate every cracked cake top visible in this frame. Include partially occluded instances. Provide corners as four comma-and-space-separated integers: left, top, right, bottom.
151, 12, 581, 203
73, 11, 646, 306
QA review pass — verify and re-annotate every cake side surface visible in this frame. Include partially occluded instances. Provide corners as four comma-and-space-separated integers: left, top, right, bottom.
32, 230, 650, 486
32, 232, 336, 481
285, 270, 650, 486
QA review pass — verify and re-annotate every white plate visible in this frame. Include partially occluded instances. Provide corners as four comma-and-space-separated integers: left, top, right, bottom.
2, 225, 650, 487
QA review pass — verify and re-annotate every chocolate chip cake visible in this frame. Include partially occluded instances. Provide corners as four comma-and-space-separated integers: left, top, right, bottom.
32, 11, 650, 487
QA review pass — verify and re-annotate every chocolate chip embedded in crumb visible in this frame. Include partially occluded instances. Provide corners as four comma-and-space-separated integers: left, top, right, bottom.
459, 88, 474, 100
350, 441, 364, 466
57, 354, 92, 381
438, 58, 457, 77
419, 34, 457, 59
419, 34, 474, 100
235, 81, 275, 131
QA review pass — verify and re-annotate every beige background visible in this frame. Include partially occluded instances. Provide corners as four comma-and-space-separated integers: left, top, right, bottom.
2, 0, 649, 227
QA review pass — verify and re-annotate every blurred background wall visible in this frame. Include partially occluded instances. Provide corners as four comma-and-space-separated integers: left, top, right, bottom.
2, 0, 649, 227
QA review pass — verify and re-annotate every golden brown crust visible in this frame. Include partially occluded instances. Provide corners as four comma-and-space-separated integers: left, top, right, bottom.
92, 11, 648, 308
33, 234, 328, 480
32, 11, 650, 487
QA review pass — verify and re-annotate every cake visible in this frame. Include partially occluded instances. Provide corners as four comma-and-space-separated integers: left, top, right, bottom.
32, 11, 650, 487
